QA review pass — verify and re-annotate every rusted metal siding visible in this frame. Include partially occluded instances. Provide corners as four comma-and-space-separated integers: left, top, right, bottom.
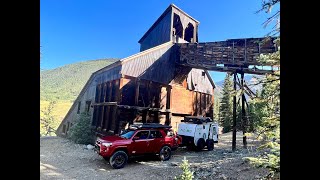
139, 11, 172, 52
121, 42, 175, 84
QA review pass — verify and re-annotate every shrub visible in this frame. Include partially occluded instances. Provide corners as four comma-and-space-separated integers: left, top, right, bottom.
175, 157, 194, 180
68, 112, 95, 144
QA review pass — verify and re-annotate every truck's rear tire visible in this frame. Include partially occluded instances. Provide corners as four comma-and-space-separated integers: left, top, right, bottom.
109, 151, 128, 169
196, 139, 205, 151
207, 139, 214, 151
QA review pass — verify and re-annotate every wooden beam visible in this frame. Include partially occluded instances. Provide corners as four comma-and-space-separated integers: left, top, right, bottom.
241, 72, 248, 149
178, 64, 275, 75
92, 102, 118, 106
135, 79, 140, 106
104, 81, 112, 130
165, 86, 172, 125
232, 72, 237, 152
142, 110, 147, 123
100, 83, 107, 128
166, 86, 171, 109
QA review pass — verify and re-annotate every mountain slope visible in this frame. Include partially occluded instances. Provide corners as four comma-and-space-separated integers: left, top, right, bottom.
40, 58, 118, 102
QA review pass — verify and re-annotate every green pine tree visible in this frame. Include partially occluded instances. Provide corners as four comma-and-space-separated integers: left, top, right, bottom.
174, 157, 194, 180
219, 73, 233, 133
68, 112, 95, 144
40, 101, 58, 136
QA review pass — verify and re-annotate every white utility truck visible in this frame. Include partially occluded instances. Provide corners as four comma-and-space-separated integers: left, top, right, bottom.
177, 116, 219, 151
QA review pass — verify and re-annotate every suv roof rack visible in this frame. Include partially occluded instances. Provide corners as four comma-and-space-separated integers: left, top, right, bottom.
181, 116, 213, 124
129, 123, 172, 129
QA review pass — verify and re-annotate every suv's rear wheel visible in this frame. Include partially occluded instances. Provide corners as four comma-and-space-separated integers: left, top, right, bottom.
109, 151, 128, 169
159, 146, 171, 161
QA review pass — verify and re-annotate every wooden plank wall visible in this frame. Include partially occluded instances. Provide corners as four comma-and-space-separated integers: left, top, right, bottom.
92, 79, 120, 132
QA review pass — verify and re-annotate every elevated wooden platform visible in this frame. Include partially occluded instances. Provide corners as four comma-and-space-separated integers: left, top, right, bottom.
176, 37, 278, 75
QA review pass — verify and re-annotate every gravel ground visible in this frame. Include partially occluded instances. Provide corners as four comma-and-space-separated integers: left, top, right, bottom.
40, 132, 274, 180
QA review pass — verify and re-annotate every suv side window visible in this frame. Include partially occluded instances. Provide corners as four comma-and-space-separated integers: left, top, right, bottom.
149, 130, 163, 139
134, 131, 149, 140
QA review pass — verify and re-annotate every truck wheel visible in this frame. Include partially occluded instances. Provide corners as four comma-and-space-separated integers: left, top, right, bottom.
207, 139, 214, 151
196, 139, 205, 151
159, 146, 171, 161
109, 151, 128, 169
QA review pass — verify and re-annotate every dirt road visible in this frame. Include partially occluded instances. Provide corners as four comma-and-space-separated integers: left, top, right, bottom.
40, 132, 270, 180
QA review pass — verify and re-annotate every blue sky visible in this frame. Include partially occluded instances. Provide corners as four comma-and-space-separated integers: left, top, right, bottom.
40, 0, 278, 82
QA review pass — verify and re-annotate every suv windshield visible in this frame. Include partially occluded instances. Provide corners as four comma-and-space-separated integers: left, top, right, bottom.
120, 130, 135, 139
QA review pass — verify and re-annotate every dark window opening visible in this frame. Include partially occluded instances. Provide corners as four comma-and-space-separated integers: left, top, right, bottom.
62, 124, 66, 133
173, 14, 183, 39
184, 23, 194, 42
138, 82, 148, 107
100, 83, 107, 102
77, 101, 81, 114
149, 83, 161, 108
121, 80, 135, 106
86, 101, 91, 113
111, 80, 119, 101
67, 122, 70, 132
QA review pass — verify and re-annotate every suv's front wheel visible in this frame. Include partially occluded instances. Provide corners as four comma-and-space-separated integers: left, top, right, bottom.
109, 151, 128, 169
159, 146, 171, 161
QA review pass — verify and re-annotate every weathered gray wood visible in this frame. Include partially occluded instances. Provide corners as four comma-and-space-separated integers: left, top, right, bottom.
232, 73, 237, 152
177, 37, 277, 75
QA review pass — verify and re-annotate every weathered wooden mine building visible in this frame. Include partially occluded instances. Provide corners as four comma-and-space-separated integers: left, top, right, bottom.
57, 4, 216, 136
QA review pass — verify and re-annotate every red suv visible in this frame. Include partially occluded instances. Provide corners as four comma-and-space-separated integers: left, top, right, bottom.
94, 123, 181, 169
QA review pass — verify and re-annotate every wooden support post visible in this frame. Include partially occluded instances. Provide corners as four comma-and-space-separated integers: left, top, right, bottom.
135, 79, 140, 106
154, 111, 159, 123
142, 110, 147, 123
114, 107, 120, 134
94, 84, 102, 127
130, 109, 136, 125
165, 86, 172, 125
147, 81, 151, 107
241, 72, 248, 149
103, 82, 112, 130
232, 72, 237, 152
100, 83, 107, 128
165, 112, 172, 125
